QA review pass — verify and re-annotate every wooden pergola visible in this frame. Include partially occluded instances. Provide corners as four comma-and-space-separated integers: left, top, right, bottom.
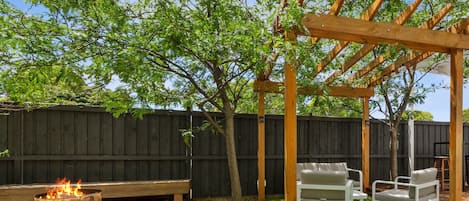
254, 1, 469, 201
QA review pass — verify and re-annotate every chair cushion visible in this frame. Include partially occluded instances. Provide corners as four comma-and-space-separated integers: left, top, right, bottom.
300, 169, 348, 185
297, 162, 349, 177
409, 167, 437, 199
376, 189, 436, 201
300, 168, 349, 200
297, 163, 306, 181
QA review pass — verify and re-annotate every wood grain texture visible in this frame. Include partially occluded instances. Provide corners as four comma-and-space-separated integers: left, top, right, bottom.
253, 80, 374, 97
362, 97, 370, 190
0, 180, 190, 201
257, 92, 266, 201
284, 31, 297, 201
312, 0, 384, 77
449, 49, 463, 201
365, 3, 454, 86
326, 0, 423, 84
302, 14, 469, 53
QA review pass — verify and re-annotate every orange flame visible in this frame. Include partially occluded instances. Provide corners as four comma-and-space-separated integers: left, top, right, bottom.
46, 178, 83, 199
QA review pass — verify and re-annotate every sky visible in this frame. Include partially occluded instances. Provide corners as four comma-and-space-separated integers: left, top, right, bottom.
6, 0, 469, 122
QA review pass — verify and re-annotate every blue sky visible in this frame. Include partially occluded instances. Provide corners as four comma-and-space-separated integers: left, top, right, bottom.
6, 0, 469, 121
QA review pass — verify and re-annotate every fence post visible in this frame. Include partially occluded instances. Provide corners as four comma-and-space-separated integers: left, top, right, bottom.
186, 106, 193, 199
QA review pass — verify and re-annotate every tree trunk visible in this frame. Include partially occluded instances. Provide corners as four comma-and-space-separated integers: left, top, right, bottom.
224, 111, 242, 201
390, 127, 399, 180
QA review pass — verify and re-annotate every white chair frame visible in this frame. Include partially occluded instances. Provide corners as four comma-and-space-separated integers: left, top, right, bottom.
347, 168, 363, 192
372, 176, 440, 201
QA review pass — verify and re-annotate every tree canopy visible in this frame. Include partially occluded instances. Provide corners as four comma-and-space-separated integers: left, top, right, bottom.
402, 110, 434, 121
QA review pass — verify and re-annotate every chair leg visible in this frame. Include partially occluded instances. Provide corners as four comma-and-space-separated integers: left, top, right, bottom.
440, 160, 445, 190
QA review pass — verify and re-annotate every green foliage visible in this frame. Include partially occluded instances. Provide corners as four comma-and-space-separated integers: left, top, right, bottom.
299, 96, 362, 118
402, 110, 433, 121
464, 108, 469, 123
0, 0, 109, 108
0, 149, 9, 158
179, 120, 222, 147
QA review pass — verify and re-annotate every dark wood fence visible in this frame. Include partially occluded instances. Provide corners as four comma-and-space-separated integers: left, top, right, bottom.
1, 106, 468, 198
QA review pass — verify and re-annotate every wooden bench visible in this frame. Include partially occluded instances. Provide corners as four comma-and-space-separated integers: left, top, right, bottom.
0, 179, 190, 201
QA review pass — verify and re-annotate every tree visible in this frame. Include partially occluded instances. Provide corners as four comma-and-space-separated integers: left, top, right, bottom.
0, 1, 115, 110
402, 110, 433, 121
360, 0, 469, 180
1, 1, 271, 200
464, 108, 469, 122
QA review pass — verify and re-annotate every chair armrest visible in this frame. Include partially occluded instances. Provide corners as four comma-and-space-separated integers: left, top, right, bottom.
394, 176, 411, 189
372, 180, 415, 201
372, 180, 440, 201
347, 168, 363, 191
395, 176, 411, 182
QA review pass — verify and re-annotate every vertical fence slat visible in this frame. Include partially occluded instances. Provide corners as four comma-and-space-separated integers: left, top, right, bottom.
0, 114, 9, 184
2, 106, 468, 199
101, 113, 113, 181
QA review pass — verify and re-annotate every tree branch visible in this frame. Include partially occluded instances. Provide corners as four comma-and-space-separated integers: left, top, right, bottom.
197, 103, 225, 135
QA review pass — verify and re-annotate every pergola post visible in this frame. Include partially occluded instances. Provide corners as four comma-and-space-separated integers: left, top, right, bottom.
449, 48, 463, 201
361, 97, 370, 190
284, 31, 297, 201
257, 91, 265, 201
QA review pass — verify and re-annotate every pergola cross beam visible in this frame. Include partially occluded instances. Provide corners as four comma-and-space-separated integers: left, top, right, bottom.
366, 17, 469, 87
324, 0, 423, 84
311, 0, 384, 77
310, 0, 344, 44
348, 2, 453, 85
301, 14, 469, 53
253, 80, 374, 98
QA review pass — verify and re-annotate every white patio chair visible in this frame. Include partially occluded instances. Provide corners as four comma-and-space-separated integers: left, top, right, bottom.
296, 162, 354, 201
372, 167, 439, 201
347, 168, 367, 201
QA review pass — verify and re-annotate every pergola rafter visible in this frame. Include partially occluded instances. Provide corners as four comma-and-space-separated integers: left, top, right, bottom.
310, 0, 344, 45
348, 2, 453, 86
255, 1, 469, 201
367, 17, 469, 87
324, 0, 423, 85
311, 0, 384, 77
301, 14, 469, 53
262, 0, 344, 82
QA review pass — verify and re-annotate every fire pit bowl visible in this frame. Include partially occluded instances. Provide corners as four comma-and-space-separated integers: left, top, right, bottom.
34, 189, 102, 201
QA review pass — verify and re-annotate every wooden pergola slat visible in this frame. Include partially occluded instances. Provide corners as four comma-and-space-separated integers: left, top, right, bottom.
366, 16, 467, 87
253, 80, 374, 97
324, 0, 423, 84
310, 0, 344, 44
347, 55, 385, 84
360, 3, 452, 86
312, 0, 384, 76
301, 14, 469, 53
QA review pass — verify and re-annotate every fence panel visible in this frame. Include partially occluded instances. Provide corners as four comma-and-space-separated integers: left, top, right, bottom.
1, 106, 468, 198
0, 107, 190, 186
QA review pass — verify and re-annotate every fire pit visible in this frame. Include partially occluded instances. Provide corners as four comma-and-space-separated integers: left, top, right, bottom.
34, 178, 102, 201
